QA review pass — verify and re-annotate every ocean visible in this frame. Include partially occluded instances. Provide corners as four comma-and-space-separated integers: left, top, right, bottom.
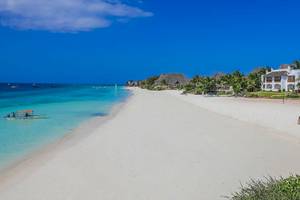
0, 83, 129, 169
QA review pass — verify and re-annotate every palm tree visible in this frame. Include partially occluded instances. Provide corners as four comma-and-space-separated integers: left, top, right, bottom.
140, 75, 159, 89
247, 67, 268, 92
230, 70, 247, 95
293, 60, 300, 69
246, 78, 257, 92
201, 77, 217, 94
296, 77, 300, 92
191, 75, 202, 84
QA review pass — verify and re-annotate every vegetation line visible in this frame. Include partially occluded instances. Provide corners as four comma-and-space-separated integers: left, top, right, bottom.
128, 60, 300, 99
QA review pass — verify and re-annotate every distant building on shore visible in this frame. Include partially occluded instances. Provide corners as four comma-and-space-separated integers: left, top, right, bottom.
126, 80, 140, 87
154, 73, 189, 88
261, 64, 300, 91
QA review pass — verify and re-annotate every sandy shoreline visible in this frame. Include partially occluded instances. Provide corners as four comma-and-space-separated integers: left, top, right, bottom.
0, 88, 300, 199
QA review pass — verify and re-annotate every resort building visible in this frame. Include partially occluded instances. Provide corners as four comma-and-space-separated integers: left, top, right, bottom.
261, 64, 300, 91
126, 80, 140, 87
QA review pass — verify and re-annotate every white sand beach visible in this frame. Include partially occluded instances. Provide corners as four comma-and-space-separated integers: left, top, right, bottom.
167, 90, 300, 138
0, 88, 300, 200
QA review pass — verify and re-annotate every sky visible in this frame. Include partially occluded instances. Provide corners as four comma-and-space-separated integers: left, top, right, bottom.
0, 0, 300, 84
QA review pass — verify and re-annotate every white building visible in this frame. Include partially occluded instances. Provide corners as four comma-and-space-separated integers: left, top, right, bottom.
261, 64, 300, 91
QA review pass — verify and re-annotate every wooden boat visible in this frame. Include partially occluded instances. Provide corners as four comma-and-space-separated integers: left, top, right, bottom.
4, 110, 47, 120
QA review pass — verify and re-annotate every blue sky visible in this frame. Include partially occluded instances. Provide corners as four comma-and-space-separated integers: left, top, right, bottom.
0, 0, 300, 83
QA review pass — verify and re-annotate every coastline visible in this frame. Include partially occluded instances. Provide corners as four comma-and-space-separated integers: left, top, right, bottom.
0, 88, 300, 199
0, 89, 132, 186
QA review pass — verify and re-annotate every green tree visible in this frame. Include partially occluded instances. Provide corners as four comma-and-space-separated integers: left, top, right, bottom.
146, 76, 159, 85
247, 67, 268, 92
217, 74, 232, 92
293, 60, 300, 69
183, 75, 205, 94
140, 75, 159, 90
246, 78, 257, 92
191, 75, 202, 84
230, 70, 247, 95
183, 82, 200, 94
201, 77, 217, 94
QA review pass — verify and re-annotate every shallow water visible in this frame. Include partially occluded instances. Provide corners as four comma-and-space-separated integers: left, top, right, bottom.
0, 84, 129, 168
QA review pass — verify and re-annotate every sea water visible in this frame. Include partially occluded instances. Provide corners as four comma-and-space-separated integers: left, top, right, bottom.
0, 84, 129, 169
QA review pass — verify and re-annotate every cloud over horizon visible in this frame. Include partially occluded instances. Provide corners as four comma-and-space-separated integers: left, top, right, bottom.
0, 0, 152, 32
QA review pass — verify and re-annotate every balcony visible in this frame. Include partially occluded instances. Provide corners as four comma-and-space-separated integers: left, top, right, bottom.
288, 76, 295, 82
274, 76, 281, 82
266, 77, 273, 83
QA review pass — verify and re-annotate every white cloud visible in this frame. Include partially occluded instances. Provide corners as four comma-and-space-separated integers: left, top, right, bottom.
0, 0, 152, 32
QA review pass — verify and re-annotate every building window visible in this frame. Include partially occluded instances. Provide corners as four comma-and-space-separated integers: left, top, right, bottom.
263, 84, 265, 89
267, 84, 272, 89
274, 84, 281, 90
274, 76, 281, 82
288, 84, 295, 91
266, 77, 272, 82
288, 76, 295, 82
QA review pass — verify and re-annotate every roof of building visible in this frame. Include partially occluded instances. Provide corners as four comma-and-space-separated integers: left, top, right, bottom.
155, 73, 189, 86
265, 71, 288, 77
280, 64, 290, 69
280, 64, 297, 69
212, 72, 226, 80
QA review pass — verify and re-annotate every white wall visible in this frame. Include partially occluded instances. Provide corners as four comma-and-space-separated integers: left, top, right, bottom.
281, 76, 287, 91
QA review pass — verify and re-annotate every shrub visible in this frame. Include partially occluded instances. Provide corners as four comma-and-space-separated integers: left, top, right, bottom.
245, 91, 300, 99
218, 91, 234, 96
194, 87, 203, 95
217, 91, 226, 96
183, 83, 196, 94
286, 92, 300, 98
270, 94, 285, 99
225, 91, 234, 96
245, 92, 259, 98
181, 90, 188, 95
228, 175, 300, 200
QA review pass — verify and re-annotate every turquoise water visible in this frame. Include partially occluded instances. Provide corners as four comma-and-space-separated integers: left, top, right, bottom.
0, 84, 129, 169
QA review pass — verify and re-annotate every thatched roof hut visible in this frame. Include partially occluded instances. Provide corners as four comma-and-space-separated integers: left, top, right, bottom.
154, 74, 189, 88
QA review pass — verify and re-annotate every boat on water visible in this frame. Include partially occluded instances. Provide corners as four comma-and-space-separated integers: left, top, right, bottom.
4, 110, 47, 120
32, 83, 40, 88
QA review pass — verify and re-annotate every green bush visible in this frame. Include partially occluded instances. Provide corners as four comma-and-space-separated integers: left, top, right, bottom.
226, 91, 234, 95
194, 87, 203, 95
217, 91, 234, 96
153, 85, 168, 91
183, 83, 196, 94
228, 175, 300, 200
270, 94, 285, 99
245, 93, 259, 98
286, 92, 300, 98
246, 91, 300, 99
